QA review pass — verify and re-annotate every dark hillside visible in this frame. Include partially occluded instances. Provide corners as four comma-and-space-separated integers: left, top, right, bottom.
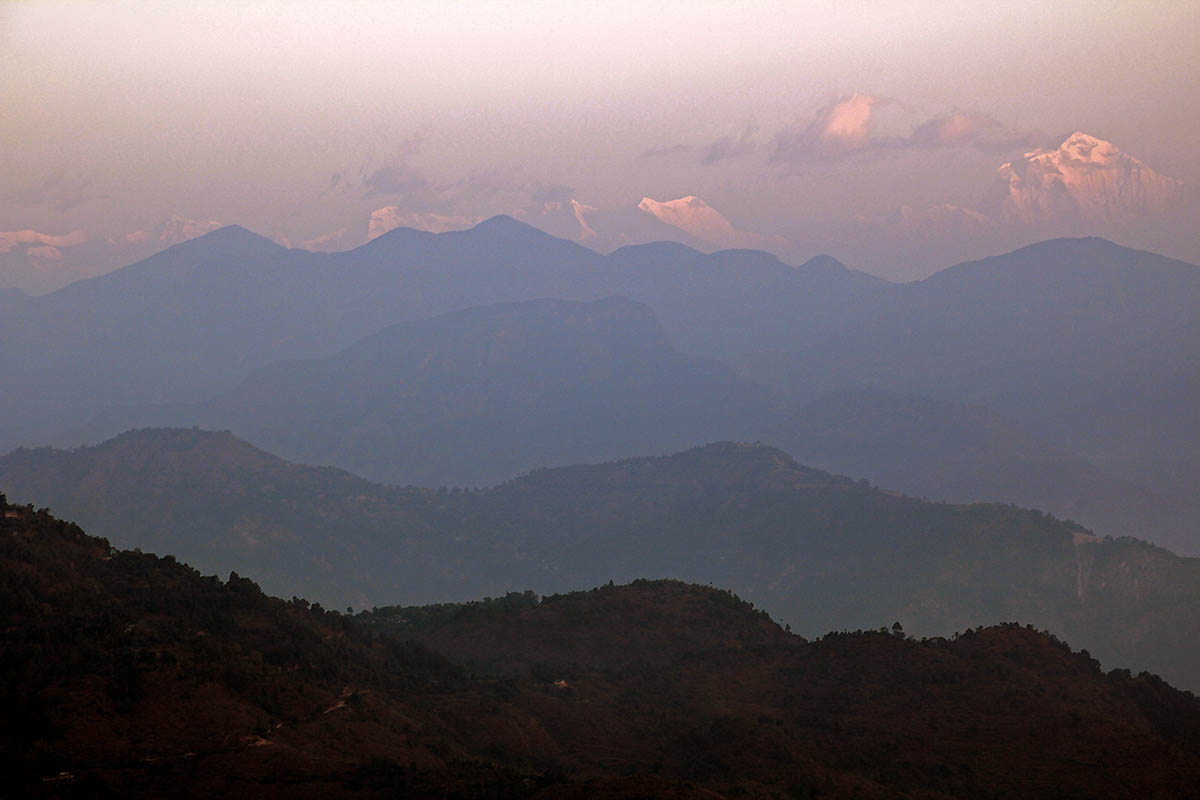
359, 579, 792, 674
4, 430, 1200, 691
4, 500, 1200, 798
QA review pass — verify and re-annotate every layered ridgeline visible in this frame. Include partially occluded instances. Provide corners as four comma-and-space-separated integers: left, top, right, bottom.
52, 294, 1188, 549
768, 387, 1190, 547
4, 501, 1200, 799
0, 217, 876, 448
735, 236, 1200, 509
4, 428, 1199, 691
183, 297, 768, 486
2, 220, 1197, 551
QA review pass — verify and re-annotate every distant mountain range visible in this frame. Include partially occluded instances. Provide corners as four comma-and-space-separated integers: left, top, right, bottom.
193, 297, 768, 486
768, 387, 1196, 548
5, 133, 1183, 298
57, 295, 770, 486
446, 133, 1192, 256
41, 292, 1186, 546
2, 219, 1197, 549
363, 192, 787, 255
734, 236, 1200, 539
0, 217, 875, 445
0, 214, 223, 294
5, 428, 1199, 692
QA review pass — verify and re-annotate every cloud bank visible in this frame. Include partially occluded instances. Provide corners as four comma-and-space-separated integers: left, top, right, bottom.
772, 95, 1048, 163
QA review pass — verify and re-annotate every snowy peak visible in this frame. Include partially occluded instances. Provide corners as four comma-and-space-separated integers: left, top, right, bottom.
368, 207, 479, 239
0, 229, 90, 254
570, 199, 599, 240
637, 195, 738, 244
124, 215, 222, 247
1057, 131, 1121, 166
157, 215, 222, 246
987, 132, 1183, 224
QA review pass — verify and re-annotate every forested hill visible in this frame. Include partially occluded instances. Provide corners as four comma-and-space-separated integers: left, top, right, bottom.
4, 428, 1200, 691
4, 499, 1200, 799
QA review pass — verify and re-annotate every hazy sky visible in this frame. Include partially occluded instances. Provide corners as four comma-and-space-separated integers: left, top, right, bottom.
3, 0, 1198, 281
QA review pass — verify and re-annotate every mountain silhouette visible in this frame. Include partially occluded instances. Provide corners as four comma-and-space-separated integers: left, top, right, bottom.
3, 224, 1198, 549
6, 499, 1200, 798
5, 429, 1200, 691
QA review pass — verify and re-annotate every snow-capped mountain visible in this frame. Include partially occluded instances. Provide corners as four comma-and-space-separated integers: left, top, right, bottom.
0, 229, 91, 256
635, 195, 793, 253
123, 215, 222, 247
0, 215, 225, 294
636, 196, 740, 244
513, 197, 709, 252
985, 132, 1183, 225
367, 207, 480, 239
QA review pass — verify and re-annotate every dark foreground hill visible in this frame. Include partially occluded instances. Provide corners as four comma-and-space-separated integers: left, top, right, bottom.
4, 428, 1200, 692
4, 500, 1200, 799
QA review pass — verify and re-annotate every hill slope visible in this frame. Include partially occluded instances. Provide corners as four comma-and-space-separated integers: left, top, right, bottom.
4, 225, 1196, 547
57, 297, 1183, 547
737, 237, 1200, 513
5, 429, 1200, 691
4, 500, 1200, 799
195, 297, 771, 486
770, 387, 1190, 546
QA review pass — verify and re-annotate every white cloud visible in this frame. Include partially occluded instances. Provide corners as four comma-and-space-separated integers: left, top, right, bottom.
771, 93, 880, 162
772, 96, 1046, 164
820, 93, 875, 144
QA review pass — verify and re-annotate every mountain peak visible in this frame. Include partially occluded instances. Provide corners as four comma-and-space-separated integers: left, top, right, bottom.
472, 214, 539, 234
188, 224, 283, 252
366, 208, 478, 239
922, 235, 1194, 290
988, 132, 1183, 224
637, 195, 738, 243
456, 214, 597, 257
798, 253, 850, 273
1056, 131, 1121, 166
607, 239, 703, 261
639, 194, 705, 209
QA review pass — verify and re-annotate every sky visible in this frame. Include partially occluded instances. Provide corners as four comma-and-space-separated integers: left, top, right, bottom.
2, 0, 1198, 289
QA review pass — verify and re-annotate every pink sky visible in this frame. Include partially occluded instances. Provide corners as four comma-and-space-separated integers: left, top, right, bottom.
2, 0, 1197, 290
